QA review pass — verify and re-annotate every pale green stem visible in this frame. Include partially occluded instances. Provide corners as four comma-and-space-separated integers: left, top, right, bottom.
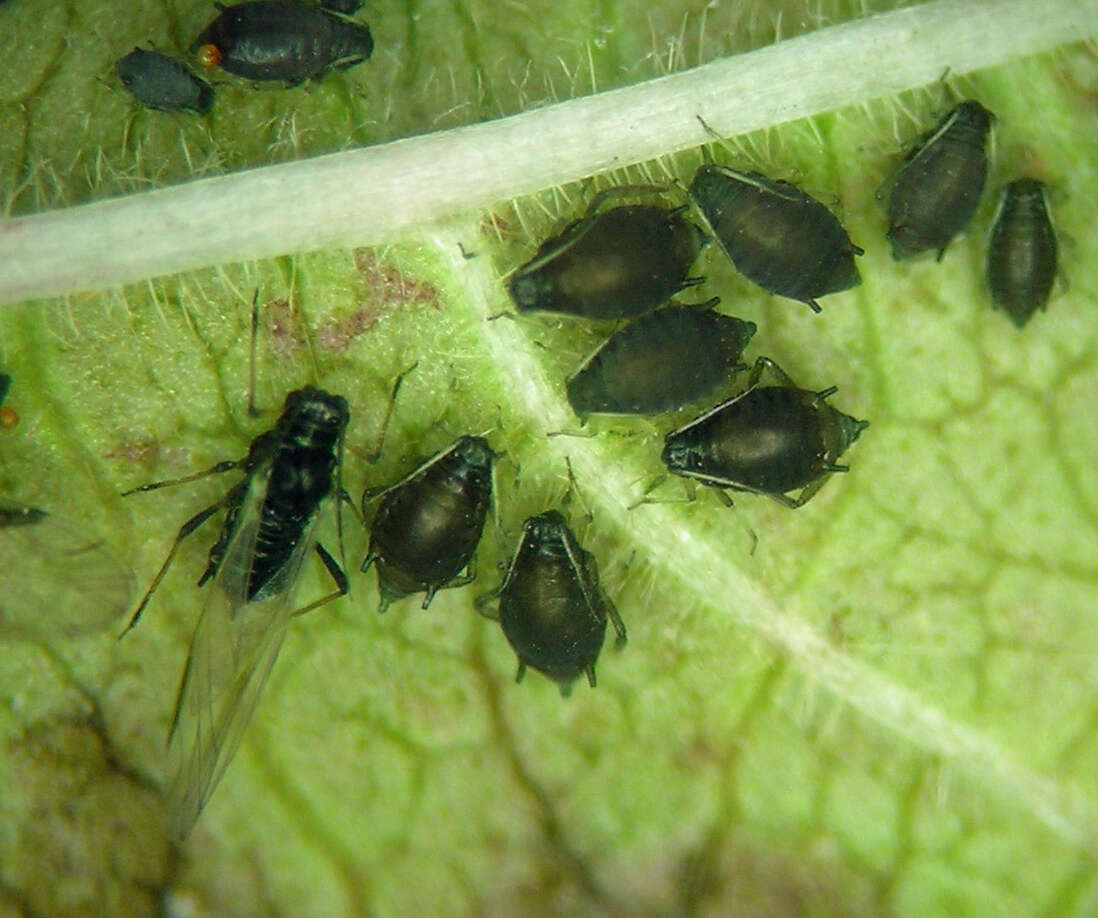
0, 0, 1094, 305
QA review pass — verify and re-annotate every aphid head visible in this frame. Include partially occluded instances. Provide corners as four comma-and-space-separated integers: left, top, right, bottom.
522, 511, 568, 546
661, 436, 698, 474
285, 387, 351, 433
953, 100, 995, 133
509, 270, 552, 312
451, 435, 496, 470
1004, 178, 1047, 204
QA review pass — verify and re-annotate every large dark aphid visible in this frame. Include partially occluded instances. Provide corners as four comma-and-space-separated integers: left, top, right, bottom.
662, 357, 868, 508
689, 165, 863, 313
116, 48, 214, 114
193, 0, 374, 85
480, 510, 626, 696
509, 203, 707, 320
361, 435, 495, 613
986, 178, 1058, 328
886, 100, 995, 261
566, 299, 757, 416
122, 386, 351, 838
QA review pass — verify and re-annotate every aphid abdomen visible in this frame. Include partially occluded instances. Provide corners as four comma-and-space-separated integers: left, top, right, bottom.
566, 306, 756, 415
887, 100, 994, 260
510, 205, 705, 320
987, 179, 1057, 327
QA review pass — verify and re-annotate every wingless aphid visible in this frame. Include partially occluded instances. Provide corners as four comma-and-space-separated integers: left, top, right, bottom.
886, 100, 995, 261
566, 298, 757, 416
662, 357, 869, 508
122, 386, 350, 839
689, 165, 863, 313
116, 48, 214, 114
509, 193, 707, 320
479, 510, 626, 696
0, 374, 134, 637
986, 178, 1058, 328
193, 0, 374, 85
361, 435, 495, 613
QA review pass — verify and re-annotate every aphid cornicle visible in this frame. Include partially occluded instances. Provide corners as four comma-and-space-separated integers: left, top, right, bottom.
986, 178, 1058, 328
122, 386, 351, 839
886, 100, 995, 261
566, 299, 757, 416
116, 48, 214, 114
509, 200, 707, 320
689, 165, 863, 313
662, 357, 869, 508
361, 435, 495, 613
193, 0, 374, 85
481, 510, 626, 697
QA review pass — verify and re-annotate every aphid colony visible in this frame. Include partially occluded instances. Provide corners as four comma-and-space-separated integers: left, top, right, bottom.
114, 0, 375, 114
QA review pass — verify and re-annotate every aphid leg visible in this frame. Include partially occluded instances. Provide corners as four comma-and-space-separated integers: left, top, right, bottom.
121, 458, 243, 496
804, 298, 823, 314
788, 476, 832, 508
583, 665, 596, 689
421, 558, 477, 609
338, 488, 364, 525
120, 501, 225, 637
851, 243, 866, 256
812, 385, 839, 407
680, 276, 707, 290
605, 595, 627, 650
514, 660, 527, 683
561, 675, 576, 697
291, 543, 349, 617
473, 587, 501, 621
713, 489, 735, 509
935, 243, 950, 262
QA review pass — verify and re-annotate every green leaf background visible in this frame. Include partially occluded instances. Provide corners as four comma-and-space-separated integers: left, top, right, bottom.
2, 1, 1098, 916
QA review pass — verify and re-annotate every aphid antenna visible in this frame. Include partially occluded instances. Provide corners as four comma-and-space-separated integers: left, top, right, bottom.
360, 361, 418, 464
247, 289, 261, 417
120, 457, 242, 497
562, 456, 594, 523
583, 182, 675, 216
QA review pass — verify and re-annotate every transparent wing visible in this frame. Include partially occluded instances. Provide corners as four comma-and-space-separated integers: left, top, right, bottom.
0, 497, 134, 638
165, 462, 319, 840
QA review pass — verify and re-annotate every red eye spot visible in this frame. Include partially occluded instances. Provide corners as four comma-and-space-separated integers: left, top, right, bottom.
0, 407, 19, 430
196, 44, 222, 70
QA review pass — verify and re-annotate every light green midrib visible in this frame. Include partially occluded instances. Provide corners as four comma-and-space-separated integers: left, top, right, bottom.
444, 223, 1098, 853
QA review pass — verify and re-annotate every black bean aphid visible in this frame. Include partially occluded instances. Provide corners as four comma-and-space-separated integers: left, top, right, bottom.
320, 0, 363, 12
123, 386, 351, 839
116, 48, 214, 114
509, 199, 707, 320
361, 435, 495, 613
886, 100, 995, 261
194, 0, 373, 85
689, 165, 863, 313
662, 357, 868, 508
480, 510, 626, 697
987, 178, 1058, 328
566, 299, 757, 416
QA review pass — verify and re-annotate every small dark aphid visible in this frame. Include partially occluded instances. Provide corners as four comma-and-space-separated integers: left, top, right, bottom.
662, 357, 869, 508
123, 385, 351, 838
0, 373, 14, 429
566, 298, 757, 416
509, 203, 707, 320
481, 510, 626, 696
361, 435, 495, 613
886, 100, 995, 261
689, 165, 863, 313
116, 48, 214, 114
987, 178, 1058, 328
194, 0, 374, 85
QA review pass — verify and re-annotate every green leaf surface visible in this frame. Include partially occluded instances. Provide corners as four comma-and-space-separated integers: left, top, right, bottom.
2, 1, 1098, 916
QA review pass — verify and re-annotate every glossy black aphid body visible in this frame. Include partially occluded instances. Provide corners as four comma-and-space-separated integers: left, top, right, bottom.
887, 100, 994, 261
202, 387, 349, 601
689, 165, 863, 313
362, 436, 494, 613
509, 205, 706, 320
987, 179, 1058, 328
194, 0, 373, 84
320, 0, 362, 12
495, 511, 626, 696
662, 358, 868, 508
566, 302, 757, 416
116, 48, 214, 114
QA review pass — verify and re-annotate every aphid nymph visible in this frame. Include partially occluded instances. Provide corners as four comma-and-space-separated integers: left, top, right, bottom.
194, 0, 374, 85
662, 357, 868, 508
361, 435, 495, 613
116, 48, 214, 114
689, 165, 863, 313
509, 189, 707, 320
479, 510, 626, 697
886, 99, 995, 261
987, 178, 1058, 328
